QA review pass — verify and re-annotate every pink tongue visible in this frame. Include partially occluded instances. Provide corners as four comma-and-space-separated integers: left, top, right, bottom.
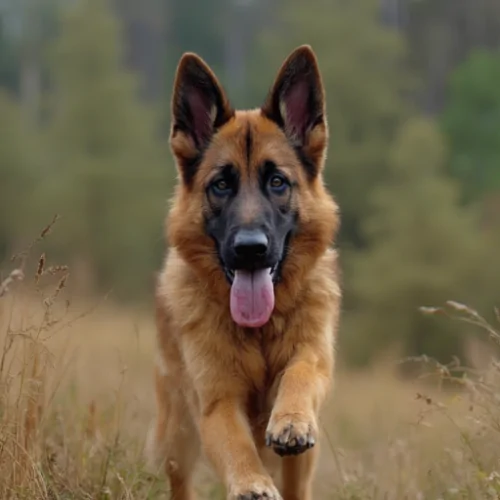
230, 268, 275, 328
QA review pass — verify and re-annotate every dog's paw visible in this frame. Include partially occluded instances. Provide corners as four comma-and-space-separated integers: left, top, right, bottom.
228, 475, 282, 500
265, 413, 317, 457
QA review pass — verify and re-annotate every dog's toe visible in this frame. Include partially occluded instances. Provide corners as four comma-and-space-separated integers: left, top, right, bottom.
266, 414, 317, 457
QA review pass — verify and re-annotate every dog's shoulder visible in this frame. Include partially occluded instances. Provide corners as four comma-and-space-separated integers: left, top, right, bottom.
296, 248, 341, 323
313, 248, 342, 300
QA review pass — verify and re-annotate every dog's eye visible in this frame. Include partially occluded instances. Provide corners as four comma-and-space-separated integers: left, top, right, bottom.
211, 179, 232, 196
269, 174, 288, 194
215, 180, 228, 191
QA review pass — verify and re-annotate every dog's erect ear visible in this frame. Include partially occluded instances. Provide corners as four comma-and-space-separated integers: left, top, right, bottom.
261, 45, 327, 178
170, 53, 233, 186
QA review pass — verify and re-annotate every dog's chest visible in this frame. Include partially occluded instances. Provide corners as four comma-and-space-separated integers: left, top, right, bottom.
243, 326, 293, 392
243, 338, 290, 424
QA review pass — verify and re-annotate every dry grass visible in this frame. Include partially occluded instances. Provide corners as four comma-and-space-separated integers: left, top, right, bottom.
1, 222, 500, 499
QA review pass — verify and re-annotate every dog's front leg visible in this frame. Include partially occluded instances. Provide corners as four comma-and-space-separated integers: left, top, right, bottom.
200, 397, 282, 500
265, 346, 333, 500
180, 326, 282, 499
266, 345, 332, 457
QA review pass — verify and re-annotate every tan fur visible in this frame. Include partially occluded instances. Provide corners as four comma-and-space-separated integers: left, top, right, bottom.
148, 46, 341, 500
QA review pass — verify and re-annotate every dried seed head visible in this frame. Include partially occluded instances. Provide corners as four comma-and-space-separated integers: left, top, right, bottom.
35, 253, 46, 284
45, 265, 69, 275
0, 268, 25, 297
419, 306, 442, 315
446, 301, 468, 312
55, 274, 68, 295
40, 214, 61, 239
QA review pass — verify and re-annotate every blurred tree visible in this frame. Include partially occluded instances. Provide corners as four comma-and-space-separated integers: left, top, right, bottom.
344, 117, 486, 369
43, 0, 172, 299
0, 0, 61, 121
163, 0, 270, 112
0, 91, 38, 261
113, 0, 167, 101
164, 0, 229, 88
0, 15, 18, 92
249, 0, 416, 253
440, 49, 500, 207
440, 49, 500, 316
405, 0, 500, 113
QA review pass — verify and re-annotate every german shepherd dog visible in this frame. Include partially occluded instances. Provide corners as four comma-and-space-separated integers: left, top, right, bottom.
148, 45, 341, 500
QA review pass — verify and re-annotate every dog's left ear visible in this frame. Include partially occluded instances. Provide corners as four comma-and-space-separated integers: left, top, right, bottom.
261, 45, 327, 178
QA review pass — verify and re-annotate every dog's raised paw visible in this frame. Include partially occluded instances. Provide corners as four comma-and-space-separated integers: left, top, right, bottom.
229, 476, 282, 500
265, 413, 317, 457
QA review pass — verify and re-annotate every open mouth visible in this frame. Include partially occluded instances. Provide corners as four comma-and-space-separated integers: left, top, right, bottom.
218, 232, 292, 329
224, 264, 278, 285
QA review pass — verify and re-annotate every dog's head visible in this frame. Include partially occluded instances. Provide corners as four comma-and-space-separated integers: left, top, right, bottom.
167, 46, 339, 327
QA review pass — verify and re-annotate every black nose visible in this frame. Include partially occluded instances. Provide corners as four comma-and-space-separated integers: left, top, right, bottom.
233, 229, 269, 260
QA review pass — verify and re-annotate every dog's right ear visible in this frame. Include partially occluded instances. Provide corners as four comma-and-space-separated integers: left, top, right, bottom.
170, 53, 234, 186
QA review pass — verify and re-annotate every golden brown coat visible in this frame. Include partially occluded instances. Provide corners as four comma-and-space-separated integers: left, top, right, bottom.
147, 45, 341, 500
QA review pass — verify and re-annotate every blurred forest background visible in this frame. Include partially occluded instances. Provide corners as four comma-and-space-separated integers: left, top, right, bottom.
1, 0, 499, 371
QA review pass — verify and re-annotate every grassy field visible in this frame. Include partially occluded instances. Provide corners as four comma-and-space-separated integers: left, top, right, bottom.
1, 236, 500, 499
